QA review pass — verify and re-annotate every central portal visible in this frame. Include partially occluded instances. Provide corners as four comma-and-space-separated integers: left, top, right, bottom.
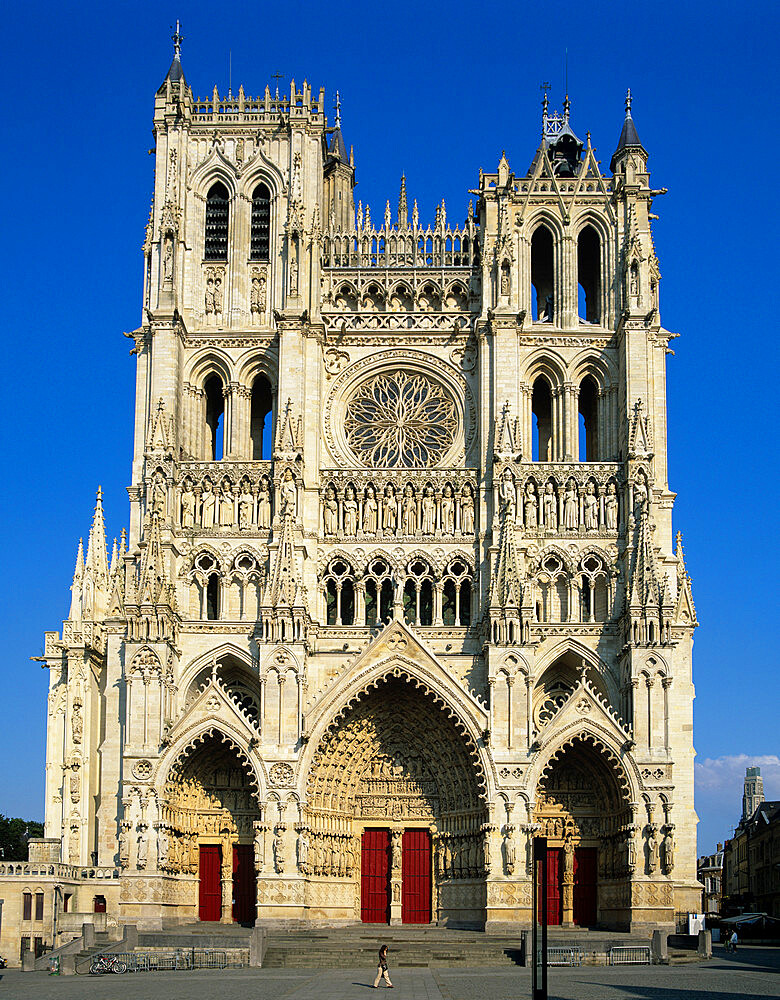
307, 674, 487, 927
360, 827, 432, 924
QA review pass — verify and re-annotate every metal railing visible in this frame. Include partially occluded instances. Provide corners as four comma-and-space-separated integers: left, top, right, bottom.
608, 945, 651, 965
85, 949, 245, 973
547, 946, 584, 966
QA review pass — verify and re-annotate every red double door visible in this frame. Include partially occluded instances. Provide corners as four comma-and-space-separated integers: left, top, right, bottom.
198, 844, 257, 923
360, 828, 431, 924
537, 846, 597, 926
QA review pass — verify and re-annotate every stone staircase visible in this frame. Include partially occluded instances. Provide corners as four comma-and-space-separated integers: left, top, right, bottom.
262, 926, 525, 968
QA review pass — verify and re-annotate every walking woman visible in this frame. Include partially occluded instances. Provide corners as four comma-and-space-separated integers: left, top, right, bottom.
373, 944, 393, 988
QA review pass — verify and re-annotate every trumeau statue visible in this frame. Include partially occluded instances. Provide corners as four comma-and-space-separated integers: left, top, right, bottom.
21, 55, 700, 943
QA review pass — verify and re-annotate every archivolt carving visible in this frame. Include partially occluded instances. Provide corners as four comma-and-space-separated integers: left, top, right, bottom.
306, 675, 486, 838
158, 722, 263, 799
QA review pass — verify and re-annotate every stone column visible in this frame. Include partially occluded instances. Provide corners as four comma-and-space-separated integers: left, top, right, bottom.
562, 835, 575, 926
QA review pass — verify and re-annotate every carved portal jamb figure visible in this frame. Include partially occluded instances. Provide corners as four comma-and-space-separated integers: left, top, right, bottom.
605, 482, 619, 530
382, 485, 396, 532
661, 825, 675, 874
297, 829, 309, 874
543, 482, 557, 528
280, 469, 297, 518
564, 480, 578, 529
343, 486, 358, 535
180, 477, 196, 528
323, 486, 338, 535
136, 825, 148, 870
402, 485, 417, 534
525, 483, 538, 528
646, 824, 659, 875
441, 483, 455, 534
421, 486, 436, 534
363, 485, 378, 533
461, 485, 475, 534
273, 826, 286, 873
584, 482, 598, 531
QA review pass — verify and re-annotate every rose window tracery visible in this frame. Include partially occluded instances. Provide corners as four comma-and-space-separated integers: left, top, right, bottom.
344, 370, 456, 468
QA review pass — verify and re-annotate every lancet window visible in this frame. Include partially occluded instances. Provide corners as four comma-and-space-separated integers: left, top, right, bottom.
204, 182, 229, 261
324, 558, 356, 626
532, 376, 553, 461
250, 374, 274, 460
204, 375, 225, 461
250, 183, 271, 261
403, 559, 435, 627
578, 375, 599, 461
531, 225, 554, 322
442, 558, 473, 626
364, 558, 393, 627
577, 225, 601, 324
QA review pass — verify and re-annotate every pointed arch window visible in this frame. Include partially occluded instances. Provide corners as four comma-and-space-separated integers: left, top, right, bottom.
250, 374, 274, 460
250, 183, 271, 261
578, 375, 600, 461
577, 225, 601, 324
532, 376, 553, 461
206, 573, 220, 621
204, 182, 229, 261
204, 375, 225, 461
531, 225, 554, 322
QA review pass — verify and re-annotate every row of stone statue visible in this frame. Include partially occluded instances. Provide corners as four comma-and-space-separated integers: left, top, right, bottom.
500, 471, 619, 532
434, 830, 491, 878
324, 482, 476, 537
177, 470, 297, 530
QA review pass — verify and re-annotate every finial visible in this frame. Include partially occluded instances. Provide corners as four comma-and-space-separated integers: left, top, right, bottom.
171, 19, 184, 58
540, 80, 551, 119
271, 71, 284, 99
334, 90, 342, 129
625, 88, 633, 116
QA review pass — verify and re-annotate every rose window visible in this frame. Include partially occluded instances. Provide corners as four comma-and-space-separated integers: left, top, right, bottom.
344, 370, 456, 468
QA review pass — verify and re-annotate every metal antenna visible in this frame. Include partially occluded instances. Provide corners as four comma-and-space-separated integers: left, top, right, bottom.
229, 50, 232, 96
271, 72, 284, 99
334, 91, 342, 129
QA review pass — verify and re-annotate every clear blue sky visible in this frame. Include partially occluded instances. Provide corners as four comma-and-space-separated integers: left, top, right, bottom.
2, 0, 778, 855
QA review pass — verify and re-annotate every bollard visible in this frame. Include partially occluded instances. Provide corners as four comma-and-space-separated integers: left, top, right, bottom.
697, 929, 712, 959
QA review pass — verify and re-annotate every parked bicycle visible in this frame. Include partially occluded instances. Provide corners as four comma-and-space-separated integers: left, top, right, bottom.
89, 954, 127, 975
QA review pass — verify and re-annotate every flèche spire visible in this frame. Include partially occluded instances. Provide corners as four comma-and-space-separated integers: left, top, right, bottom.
398, 174, 408, 228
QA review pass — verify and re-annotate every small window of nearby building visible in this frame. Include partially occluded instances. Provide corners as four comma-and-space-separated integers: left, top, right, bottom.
63, 893, 71, 913
35, 891, 44, 921
93, 895, 107, 914
22, 891, 32, 921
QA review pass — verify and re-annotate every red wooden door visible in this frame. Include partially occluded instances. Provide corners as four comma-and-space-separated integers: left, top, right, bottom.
361, 829, 390, 923
199, 844, 222, 921
232, 844, 257, 923
537, 847, 562, 925
401, 829, 431, 924
573, 847, 597, 926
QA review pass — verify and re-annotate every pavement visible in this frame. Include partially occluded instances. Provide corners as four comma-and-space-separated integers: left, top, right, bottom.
1, 945, 778, 1000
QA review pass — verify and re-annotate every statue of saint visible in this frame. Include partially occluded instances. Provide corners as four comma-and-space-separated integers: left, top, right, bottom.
323, 487, 338, 535
363, 486, 378, 533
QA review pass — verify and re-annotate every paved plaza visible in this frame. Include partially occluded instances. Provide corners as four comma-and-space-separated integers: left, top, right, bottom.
2, 946, 778, 999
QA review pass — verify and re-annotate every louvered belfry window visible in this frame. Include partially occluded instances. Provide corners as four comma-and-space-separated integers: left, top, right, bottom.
204, 182, 229, 260
251, 183, 271, 260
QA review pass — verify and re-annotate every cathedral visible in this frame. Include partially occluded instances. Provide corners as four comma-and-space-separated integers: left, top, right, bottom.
0, 31, 703, 961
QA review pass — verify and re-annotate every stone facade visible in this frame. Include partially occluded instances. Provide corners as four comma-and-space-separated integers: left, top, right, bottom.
0, 37, 703, 962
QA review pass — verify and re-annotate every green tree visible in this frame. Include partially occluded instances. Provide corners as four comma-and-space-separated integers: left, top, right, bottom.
0, 815, 44, 861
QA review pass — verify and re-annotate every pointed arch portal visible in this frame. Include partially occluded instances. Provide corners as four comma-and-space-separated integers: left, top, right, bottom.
533, 734, 634, 927
306, 675, 488, 924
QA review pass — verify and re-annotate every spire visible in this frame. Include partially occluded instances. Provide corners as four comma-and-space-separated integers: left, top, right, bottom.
490, 510, 523, 611
398, 174, 408, 228
327, 91, 348, 163
265, 505, 301, 608
69, 539, 84, 621
611, 88, 647, 172
627, 507, 663, 611
85, 488, 109, 589
674, 531, 698, 627
159, 20, 186, 89
108, 538, 119, 579
138, 512, 168, 605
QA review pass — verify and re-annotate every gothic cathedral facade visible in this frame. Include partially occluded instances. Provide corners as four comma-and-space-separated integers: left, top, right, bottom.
2, 41, 703, 953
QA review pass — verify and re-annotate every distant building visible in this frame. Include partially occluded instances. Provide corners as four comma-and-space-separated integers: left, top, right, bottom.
722, 768, 780, 917
697, 844, 723, 915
